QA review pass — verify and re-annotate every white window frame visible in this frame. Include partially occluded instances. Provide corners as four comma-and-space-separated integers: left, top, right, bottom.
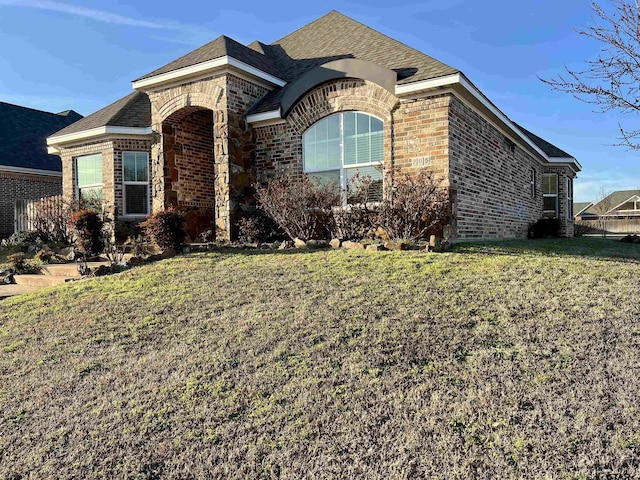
566, 177, 573, 220
75, 153, 103, 202
543, 173, 558, 218
530, 168, 536, 197
122, 151, 150, 217
303, 112, 384, 204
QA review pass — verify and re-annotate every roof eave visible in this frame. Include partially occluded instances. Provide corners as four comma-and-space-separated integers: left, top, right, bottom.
133, 56, 286, 91
47, 126, 153, 148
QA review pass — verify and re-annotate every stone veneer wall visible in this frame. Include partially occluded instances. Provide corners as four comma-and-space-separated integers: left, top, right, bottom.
0, 171, 62, 238
543, 165, 575, 237
448, 95, 544, 239
148, 72, 269, 240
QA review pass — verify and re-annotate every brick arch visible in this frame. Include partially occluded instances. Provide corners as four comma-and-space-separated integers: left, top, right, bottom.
156, 91, 221, 124
286, 79, 399, 135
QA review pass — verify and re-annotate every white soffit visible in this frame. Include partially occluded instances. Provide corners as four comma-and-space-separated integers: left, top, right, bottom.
48, 126, 153, 146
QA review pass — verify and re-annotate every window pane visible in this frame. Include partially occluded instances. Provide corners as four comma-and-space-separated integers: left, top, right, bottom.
370, 130, 384, 163
123, 152, 136, 182
125, 184, 149, 215
543, 174, 557, 195
346, 165, 383, 202
343, 112, 357, 165
309, 170, 340, 186
135, 153, 149, 182
543, 196, 557, 214
76, 154, 102, 187
79, 186, 102, 202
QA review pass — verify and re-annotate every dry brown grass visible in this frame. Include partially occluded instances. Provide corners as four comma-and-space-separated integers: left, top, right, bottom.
1, 238, 640, 479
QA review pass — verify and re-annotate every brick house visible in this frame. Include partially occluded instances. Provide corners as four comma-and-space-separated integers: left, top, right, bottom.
0, 102, 82, 238
47, 11, 581, 241
575, 190, 640, 233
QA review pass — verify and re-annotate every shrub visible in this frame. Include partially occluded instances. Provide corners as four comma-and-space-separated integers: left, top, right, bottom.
6, 231, 42, 248
139, 208, 186, 251
574, 221, 592, 237
68, 209, 104, 256
375, 170, 450, 242
6, 253, 27, 271
237, 210, 283, 244
528, 218, 561, 239
254, 171, 340, 241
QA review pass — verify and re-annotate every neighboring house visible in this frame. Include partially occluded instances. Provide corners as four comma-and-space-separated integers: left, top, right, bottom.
0, 102, 82, 238
47, 11, 581, 242
575, 190, 640, 233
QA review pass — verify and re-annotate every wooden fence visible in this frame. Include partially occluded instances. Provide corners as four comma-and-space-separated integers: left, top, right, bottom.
577, 216, 640, 234
14, 195, 64, 234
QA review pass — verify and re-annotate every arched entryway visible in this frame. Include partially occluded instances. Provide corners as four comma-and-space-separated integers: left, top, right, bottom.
161, 106, 216, 241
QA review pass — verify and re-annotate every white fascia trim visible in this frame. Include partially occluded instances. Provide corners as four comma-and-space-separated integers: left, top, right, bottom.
48, 126, 153, 146
132, 55, 286, 90
0, 165, 62, 177
547, 156, 583, 170
607, 195, 640, 214
246, 108, 282, 125
48, 146, 60, 155
396, 73, 582, 172
395, 73, 461, 96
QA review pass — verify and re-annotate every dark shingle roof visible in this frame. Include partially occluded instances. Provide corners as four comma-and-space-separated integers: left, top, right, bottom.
135, 35, 283, 81
0, 102, 83, 172
574, 202, 594, 216
247, 11, 459, 114
515, 124, 573, 158
51, 92, 151, 138
595, 190, 640, 213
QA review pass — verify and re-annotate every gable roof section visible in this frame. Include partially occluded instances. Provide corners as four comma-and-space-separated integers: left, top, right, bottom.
247, 10, 459, 114
0, 102, 83, 172
574, 202, 594, 216
49, 92, 151, 140
134, 35, 284, 83
596, 189, 640, 214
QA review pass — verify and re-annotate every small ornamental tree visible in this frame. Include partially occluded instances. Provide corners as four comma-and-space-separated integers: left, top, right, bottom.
68, 209, 104, 256
139, 208, 186, 251
254, 171, 340, 241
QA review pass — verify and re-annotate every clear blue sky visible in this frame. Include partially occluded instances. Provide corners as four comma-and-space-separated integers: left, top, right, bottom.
1, 0, 637, 202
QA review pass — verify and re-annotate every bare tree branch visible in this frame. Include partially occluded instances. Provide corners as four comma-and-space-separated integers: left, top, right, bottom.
541, 0, 640, 149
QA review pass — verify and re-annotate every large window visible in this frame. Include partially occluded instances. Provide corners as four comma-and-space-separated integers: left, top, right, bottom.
303, 112, 383, 202
76, 153, 103, 201
543, 173, 558, 218
123, 151, 150, 216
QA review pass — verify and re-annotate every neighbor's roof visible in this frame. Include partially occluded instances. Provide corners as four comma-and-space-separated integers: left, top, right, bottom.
574, 202, 595, 216
516, 124, 574, 159
135, 35, 283, 82
247, 11, 459, 114
0, 102, 82, 172
594, 189, 640, 213
51, 91, 150, 138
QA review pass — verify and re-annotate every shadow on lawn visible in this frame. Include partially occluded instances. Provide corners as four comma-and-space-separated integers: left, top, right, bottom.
450, 237, 640, 263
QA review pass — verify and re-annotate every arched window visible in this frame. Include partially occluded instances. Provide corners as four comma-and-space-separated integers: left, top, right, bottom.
303, 112, 383, 202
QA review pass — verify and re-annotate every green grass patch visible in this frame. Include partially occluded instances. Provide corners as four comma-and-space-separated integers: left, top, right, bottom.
1, 238, 639, 478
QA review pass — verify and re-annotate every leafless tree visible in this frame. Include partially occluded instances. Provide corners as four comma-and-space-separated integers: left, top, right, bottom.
595, 186, 615, 236
542, 1, 640, 149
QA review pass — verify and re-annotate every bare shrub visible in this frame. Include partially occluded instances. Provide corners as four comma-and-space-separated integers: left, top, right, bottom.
139, 208, 186, 251
574, 221, 592, 237
376, 169, 450, 242
254, 171, 340, 241
329, 173, 379, 241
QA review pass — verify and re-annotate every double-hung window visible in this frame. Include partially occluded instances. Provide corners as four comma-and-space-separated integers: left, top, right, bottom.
76, 153, 103, 201
566, 177, 573, 220
123, 151, 150, 216
543, 173, 558, 218
303, 112, 383, 203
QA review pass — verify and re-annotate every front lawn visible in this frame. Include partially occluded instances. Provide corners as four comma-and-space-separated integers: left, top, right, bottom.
1, 238, 639, 478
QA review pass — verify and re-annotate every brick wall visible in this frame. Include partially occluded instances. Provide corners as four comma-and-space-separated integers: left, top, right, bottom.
0, 171, 61, 238
543, 165, 575, 237
448, 95, 544, 239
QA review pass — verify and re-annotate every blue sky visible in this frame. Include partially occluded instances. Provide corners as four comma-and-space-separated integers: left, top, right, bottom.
0, 0, 637, 202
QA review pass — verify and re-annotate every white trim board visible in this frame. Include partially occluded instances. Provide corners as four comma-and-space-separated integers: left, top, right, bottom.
0, 165, 62, 177
132, 56, 286, 91
48, 126, 153, 147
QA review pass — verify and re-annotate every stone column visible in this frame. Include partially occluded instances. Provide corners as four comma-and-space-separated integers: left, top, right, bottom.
213, 109, 231, 240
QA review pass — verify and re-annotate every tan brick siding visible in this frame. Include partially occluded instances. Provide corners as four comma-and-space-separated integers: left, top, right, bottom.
448, 95, 543, 239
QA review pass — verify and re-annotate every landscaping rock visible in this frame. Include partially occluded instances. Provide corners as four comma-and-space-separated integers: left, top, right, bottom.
279, 240, 293, 250
343, 241, 365, 250
366, 244, 386, 251
621, 234, 640, 244
307, 240, 329, 249
329, 238, 341, 249
294, 238, 307, 249
270, 241, 281, 250
384, 241, 410, 251
124, 254, 144, 267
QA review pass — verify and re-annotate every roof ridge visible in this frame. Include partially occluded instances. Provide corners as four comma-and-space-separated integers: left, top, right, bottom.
270, 10, 339, 45
271, 10, 457, 74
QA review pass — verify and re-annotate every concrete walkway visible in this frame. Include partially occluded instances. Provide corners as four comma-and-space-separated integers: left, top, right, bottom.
0, 284, 41, 300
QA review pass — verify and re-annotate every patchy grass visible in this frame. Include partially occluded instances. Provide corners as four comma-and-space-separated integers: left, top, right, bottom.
1, 238, 640, 478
